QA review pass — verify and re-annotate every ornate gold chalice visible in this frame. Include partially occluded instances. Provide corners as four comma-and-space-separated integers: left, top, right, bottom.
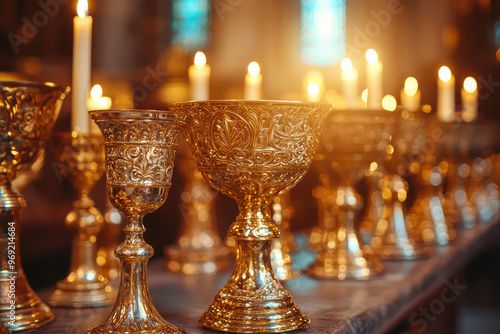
165, 140, 229, 275
0, 81, 69, 331
304, 109, 396, 280
370, 110, 432, 260
173, 100, 330, 333
86, 109, 190, 334
47, 131, 115, 307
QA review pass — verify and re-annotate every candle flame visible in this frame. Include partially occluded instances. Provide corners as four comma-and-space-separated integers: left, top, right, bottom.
194, 51, 206, 69
404, 77, 418, 97
90, 84, 103, 100
340, 58, 353, 73
361, 89, 368, 104
382, 94, 397, 111
307, 82, 320, 98
463, 77, 477, 93
248, 61, 260, 77
365, 49, 378, 66
438, 66, 452, 82
77, 0, 89, 18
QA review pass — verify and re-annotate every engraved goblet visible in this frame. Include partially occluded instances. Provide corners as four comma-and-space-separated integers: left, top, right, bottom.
87, 109, 190, 334
174, 100, 330, 333
0, 81, 69, 331
48, 131, 115, 307
304, 109, 396, 280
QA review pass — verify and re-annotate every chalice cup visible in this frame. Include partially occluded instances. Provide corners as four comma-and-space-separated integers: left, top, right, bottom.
0, 81, 69, 331
174, 100, 330, 333
165, 139, 229, 275
305, 109, 395, 280
86, 109, 190, 334
48, 131, 115, 307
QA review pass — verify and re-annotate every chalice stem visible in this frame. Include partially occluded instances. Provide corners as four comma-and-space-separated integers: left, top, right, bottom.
89, 215, 183, 333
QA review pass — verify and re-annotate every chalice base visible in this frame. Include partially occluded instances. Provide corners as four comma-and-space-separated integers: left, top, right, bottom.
0, 270, 53, 331
199, 284, 309, 333
47, 279, 116, 308
165, 244, 230, 275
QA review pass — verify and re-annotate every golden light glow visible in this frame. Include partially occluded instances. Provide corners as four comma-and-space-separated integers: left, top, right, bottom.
307, 82, 320, 98
248, 61, 260, 77
90, 84, 103, 100
77, 0, 88, 18
340, 58, 353, 72
404, 77, 418, 97
365, 49, 378, 66
422, 104, 432, 113
361, 89, 368, 103
438, 66, 452, 82
496, 48, 500, 62
194, 51, 206, 69
382, 94, 397, 111
463, 77, 477, 93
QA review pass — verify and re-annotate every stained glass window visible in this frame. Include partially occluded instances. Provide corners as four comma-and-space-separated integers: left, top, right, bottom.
171, 0, 211, 52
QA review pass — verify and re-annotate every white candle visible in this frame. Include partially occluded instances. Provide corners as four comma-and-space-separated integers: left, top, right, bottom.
87, 84, 112, 134
365, 49, 383, 109
72, 0, 92, 133
340, 58, 358, 108
437, 66, 455, 122
461, 76, 478, 122
400, 77, 421, 112
188, 51, 210, 100
244, 61, 262, 100
382, 94, 397, 111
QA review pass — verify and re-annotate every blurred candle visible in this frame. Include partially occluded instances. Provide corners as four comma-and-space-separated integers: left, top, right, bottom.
382, 94, 397, 111
188, 51, 210, 100
72, 0, 92, 133
307, 82, 321, 102
87, 84, 112, 133
365, 49, 383, 109
437, 66, 455, 122
340, 58, 358, 108
400, 77, 421, 112
244, 61, 262, 100
461, 76, 478, 122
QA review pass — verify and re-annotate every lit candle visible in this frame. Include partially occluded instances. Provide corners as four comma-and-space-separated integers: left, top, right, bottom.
361, 88, 368, 108
461, 76, 478, 122
437, 66, 455, 122
72, 0, 92, 133
382, 94, 397, 111
400, 77, 421, 112
244, 61, 262, 100
304, 70, 324, 102
340, 58, 358, 108
365, 49, 383, 109
307, 82, 321, 102
188, 51, 210, 100
87, 84, 112, 133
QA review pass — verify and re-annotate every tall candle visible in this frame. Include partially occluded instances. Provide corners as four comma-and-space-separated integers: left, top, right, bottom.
437, 66, 455, 122
244, 61, 262, 100
72, 0, 92, 133
188, 51, 210, 100
365, 49, 383, 109
461, 76, 478, 122
87, 84, 112, 134
340, 58, 358, 108
400, 77, 421, 112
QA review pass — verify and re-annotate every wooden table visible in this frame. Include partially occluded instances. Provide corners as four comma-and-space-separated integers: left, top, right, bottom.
27, 220, 500, 334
